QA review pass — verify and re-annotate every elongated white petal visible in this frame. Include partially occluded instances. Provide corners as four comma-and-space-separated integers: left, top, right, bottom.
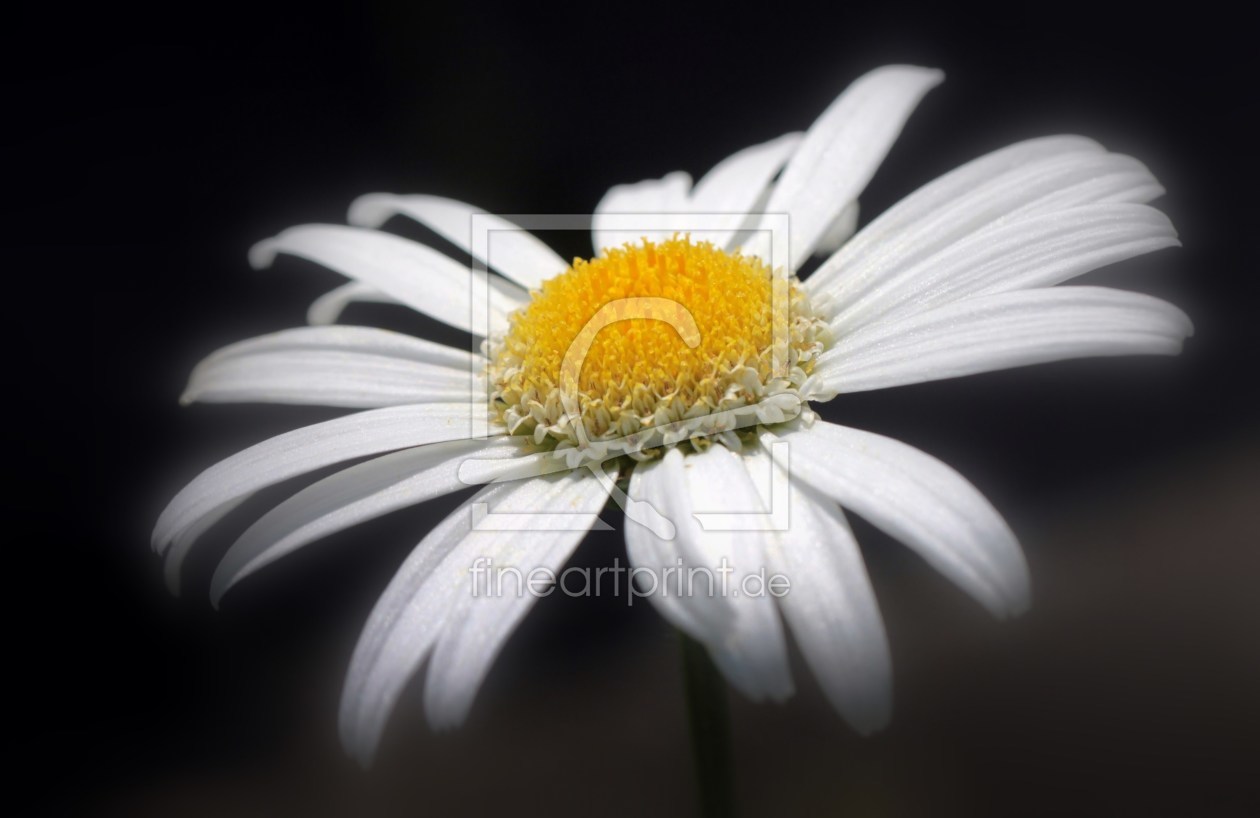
806, 135, 1101, 295
807, 140, 1163, 300
250, 224, 527, 336
762, 421, 1030, 617
211, 438, 537, 605
591, 171, 693, 252
422, 472, 613, 729
747, 65, 943, 268
188, 325, 481, 371
741, 443, 892, 733
1005, 158, 1164, 216
348, 194, 569, 290
627, 447, 793, 702
308, 282, 399, 325
153, 403, 498, 585
161, 496, 248, 578
826, 202, 1179, 334
688, 132, 802, 246
814, 286, 1192, 396
182, 324, 483, 408
339, 479, 511, 761
183, 350, 478, 408
341, 471, 610, 761
624, 461, 727, 643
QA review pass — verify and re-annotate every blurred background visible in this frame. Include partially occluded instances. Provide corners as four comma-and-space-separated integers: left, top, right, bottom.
14, 0, 1258, 814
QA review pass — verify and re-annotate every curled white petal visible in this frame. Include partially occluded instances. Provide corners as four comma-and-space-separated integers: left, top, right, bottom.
307, 282, 399, 325
250, 224, 527, 336
348, 194, 569, 290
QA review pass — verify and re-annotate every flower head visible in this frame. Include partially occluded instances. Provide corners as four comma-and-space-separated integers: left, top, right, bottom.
156, 64, 1191, 764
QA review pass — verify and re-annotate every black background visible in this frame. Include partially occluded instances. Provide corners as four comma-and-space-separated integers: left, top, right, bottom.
15, 1, 1259, 815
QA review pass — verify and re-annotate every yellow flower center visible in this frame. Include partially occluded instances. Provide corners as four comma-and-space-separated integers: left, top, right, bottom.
489, 237, 828, 460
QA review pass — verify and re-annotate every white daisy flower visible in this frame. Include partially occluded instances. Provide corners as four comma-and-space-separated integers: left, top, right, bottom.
154, 64, 1191, 765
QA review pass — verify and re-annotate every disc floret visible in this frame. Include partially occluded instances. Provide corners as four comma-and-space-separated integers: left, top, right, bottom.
488, 237, 829, 462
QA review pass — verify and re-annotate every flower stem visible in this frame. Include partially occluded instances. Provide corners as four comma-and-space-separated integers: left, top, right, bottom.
679, 631, 735, 818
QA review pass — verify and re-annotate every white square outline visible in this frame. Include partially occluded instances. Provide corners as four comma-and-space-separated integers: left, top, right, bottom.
464, 212, 796, 533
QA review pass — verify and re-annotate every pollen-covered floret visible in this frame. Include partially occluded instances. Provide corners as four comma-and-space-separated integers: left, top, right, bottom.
488, 237, 830, 461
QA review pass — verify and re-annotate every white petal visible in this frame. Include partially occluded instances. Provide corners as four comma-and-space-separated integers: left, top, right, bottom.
340, 471, 609, 761
250, 224, 527, 336
347, 194, 569, 290
153, 403, 498, 584
422, 471, 613, 729
810, 201, 860, 257
741, 443, 892, 733
825, 202, 1179, 334
806, 135, 1102, 296
687, 132, 802, 247
626, 447, 793, 702
591, 171, 692, 252
186, 325, 480, 371
210, 437, 535, 605
807, 139, 1162, 300
762, 421, 1030, 618
307, 282, 399, 325
160, 497, 248, 585
339, 479, 512, 761
746, 65, 944, 268
183, 349, 479, 408
813, 286, 1193, 396
624, 460, 726, 643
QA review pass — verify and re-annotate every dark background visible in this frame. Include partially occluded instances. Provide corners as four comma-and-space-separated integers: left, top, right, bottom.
14, 1, 1258, 815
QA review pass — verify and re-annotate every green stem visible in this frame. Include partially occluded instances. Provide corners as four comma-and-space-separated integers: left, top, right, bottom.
679, 632, 735, 818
